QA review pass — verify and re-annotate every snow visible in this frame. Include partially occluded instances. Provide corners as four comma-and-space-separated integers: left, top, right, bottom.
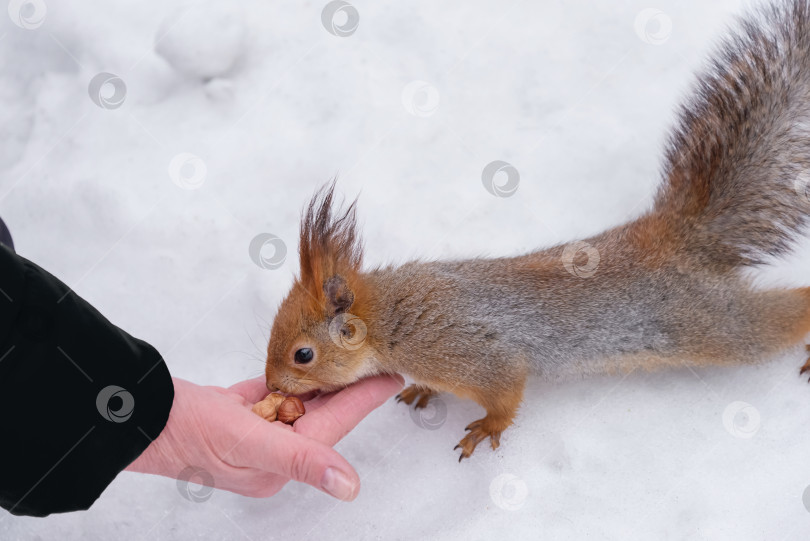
1, 0, 810, 539
155, 2, 246, 80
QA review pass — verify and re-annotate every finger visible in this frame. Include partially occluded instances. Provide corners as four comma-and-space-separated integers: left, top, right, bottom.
292, 389, 321, 402
232, 415, 361, 501
298, 390, 338, 413
215, 469, 287, 499
228, 376, 271, 403
303, 374, 403, 413
295, 373, 404, 447
271, 421, 294, 432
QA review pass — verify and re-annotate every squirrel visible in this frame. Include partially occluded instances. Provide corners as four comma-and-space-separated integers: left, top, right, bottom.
264, 0, 810, 461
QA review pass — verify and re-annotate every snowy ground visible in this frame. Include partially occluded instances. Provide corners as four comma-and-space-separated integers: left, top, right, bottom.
2, 0, 810, 539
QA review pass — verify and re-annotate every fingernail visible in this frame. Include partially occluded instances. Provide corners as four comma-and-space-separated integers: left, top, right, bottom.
321, 467, 358, 501
392, 373, 405, 387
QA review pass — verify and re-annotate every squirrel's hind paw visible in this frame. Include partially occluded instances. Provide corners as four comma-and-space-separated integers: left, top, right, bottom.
800, 345, 810, 382
395, 384, 437, 409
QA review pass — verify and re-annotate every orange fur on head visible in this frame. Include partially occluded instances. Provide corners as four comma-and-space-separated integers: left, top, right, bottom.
296, 180, 366, 316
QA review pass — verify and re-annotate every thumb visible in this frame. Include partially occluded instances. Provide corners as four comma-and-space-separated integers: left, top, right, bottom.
235, 416, 361, 501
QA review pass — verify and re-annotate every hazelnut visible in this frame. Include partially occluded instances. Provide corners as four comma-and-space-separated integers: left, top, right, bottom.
277, 396, 306, 425
251, 393, 286, 422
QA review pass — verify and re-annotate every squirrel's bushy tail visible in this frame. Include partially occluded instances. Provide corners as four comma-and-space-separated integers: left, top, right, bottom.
653, 0, 810, 268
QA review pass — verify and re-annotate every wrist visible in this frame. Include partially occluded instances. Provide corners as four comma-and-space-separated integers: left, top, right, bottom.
125, 377, 184, 477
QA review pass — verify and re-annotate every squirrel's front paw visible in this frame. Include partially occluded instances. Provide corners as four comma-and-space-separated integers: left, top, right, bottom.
454, 418, 504, 462
396, 384, 436, 409
800, 344, 810, 382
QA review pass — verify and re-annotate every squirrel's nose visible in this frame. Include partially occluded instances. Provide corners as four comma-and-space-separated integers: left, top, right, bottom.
266, 381, 279, 392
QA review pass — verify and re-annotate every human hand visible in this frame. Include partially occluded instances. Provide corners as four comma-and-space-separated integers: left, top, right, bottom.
126, 374, 404, 501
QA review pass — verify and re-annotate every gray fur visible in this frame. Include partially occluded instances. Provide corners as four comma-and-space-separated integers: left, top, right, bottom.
365, 238, 806, 387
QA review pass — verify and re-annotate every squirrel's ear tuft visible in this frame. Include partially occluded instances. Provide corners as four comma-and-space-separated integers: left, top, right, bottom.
323, 275, 354, 315
298, 180, 364, 313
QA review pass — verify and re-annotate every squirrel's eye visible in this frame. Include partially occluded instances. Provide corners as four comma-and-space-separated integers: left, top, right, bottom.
294, 348, 314, 364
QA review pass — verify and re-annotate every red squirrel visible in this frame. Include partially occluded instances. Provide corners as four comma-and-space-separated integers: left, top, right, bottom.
264, 0, 810, 460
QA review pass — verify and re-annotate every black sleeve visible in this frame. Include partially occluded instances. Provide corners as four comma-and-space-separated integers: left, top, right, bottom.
0, 245, 174, 517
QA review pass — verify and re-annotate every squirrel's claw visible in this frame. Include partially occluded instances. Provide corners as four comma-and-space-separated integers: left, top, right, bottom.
464, 420, 482, 432
455, 418, 504, 461
799, 345, 810, 382
395, 384, 437, 409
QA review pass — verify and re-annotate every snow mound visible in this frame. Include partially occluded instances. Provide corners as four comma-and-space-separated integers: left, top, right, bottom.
155, 1, 246, 80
